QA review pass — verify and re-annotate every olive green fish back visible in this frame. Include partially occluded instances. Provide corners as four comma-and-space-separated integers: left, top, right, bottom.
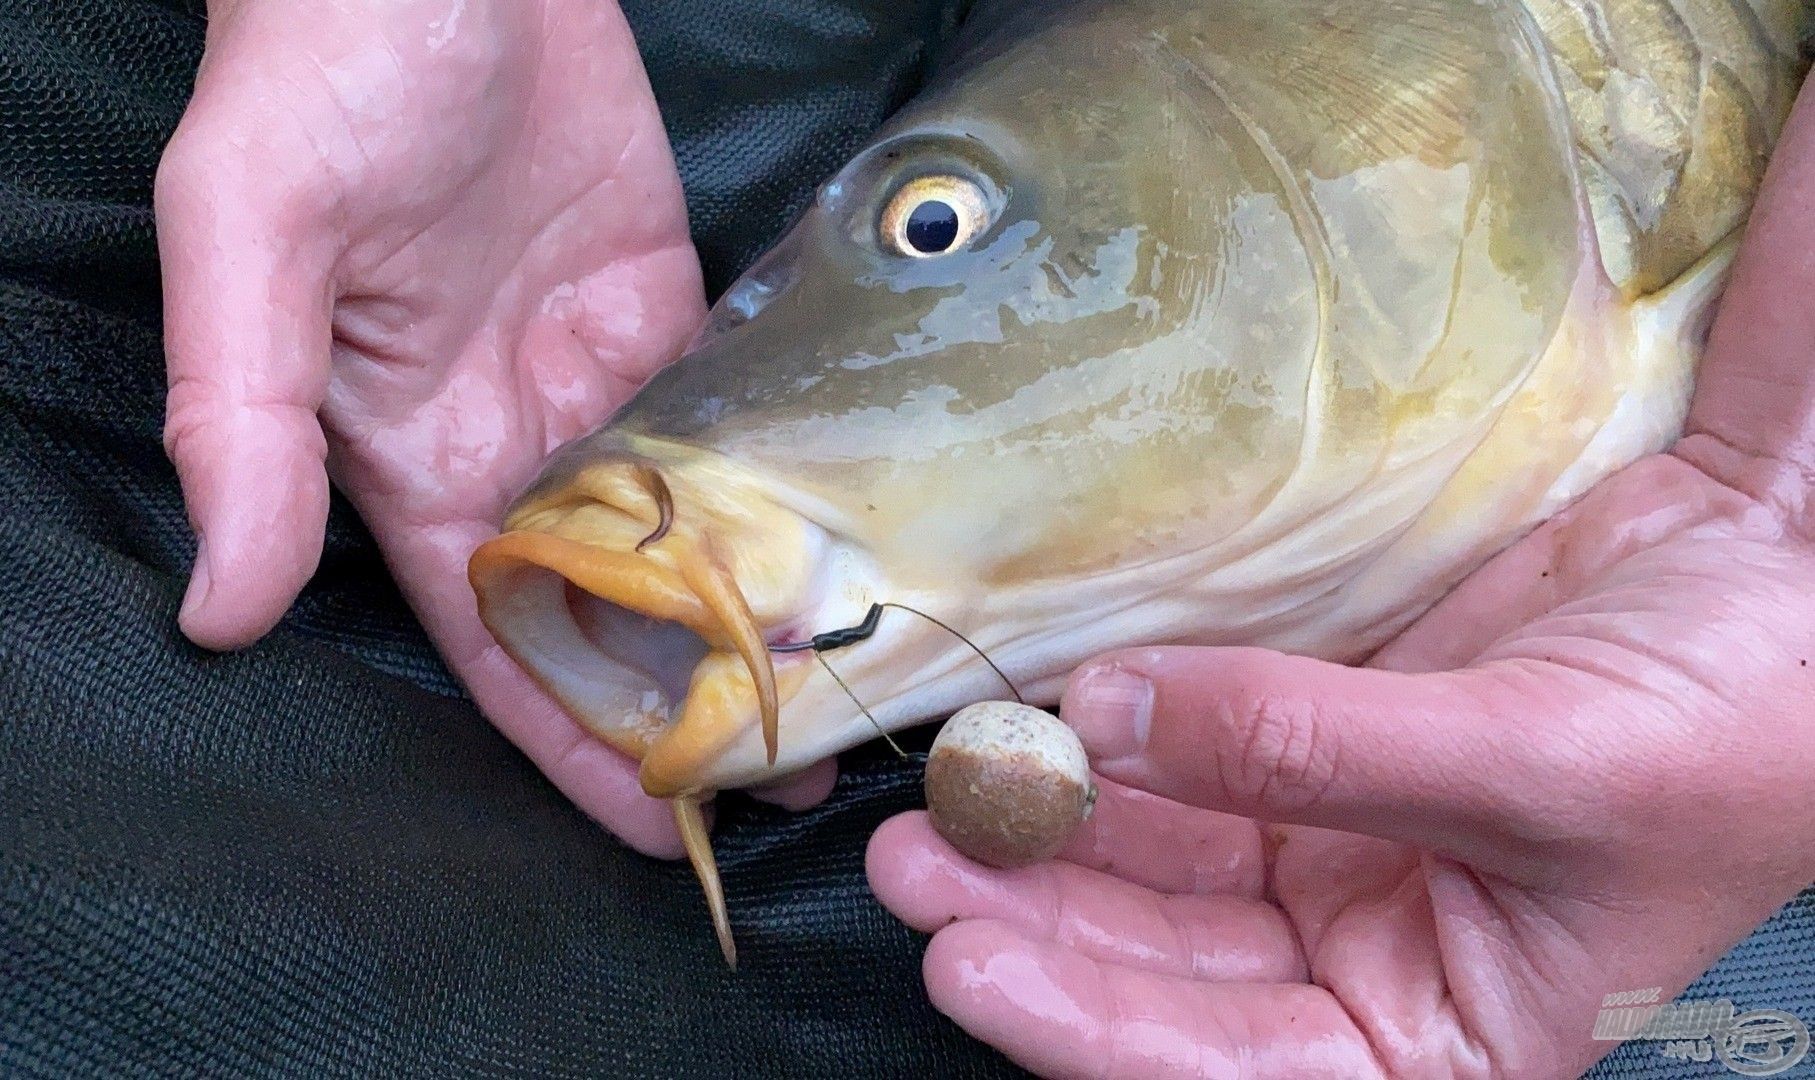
1523, 0, 1812, 296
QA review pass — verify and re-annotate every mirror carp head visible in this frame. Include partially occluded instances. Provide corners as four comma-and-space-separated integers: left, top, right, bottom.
469, 0, 1810, 962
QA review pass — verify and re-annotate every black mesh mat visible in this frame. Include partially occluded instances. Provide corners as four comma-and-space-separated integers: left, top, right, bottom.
0, 1, 1808, 1077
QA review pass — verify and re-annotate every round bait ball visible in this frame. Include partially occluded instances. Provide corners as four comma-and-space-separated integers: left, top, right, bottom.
924, 701, 1096, 869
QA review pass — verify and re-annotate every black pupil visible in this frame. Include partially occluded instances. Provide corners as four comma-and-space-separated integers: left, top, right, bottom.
904, 198, 961, 253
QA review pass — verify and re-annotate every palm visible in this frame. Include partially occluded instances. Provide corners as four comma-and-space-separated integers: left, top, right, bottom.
313, 0, 704, 513
311, 2, 711, 850
1300, 449, 1811, 1073
159, 0, 707, 853
871, 449, 1815, 1078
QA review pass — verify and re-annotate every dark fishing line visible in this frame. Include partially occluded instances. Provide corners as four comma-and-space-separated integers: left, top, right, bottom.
771, 602, 1021, 701
813, 651, 908, 759
877, 602, 1024, 705
772, 601, 1024, 760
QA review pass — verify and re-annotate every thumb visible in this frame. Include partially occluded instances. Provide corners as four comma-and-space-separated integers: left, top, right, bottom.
1061, 647, 1606, 866
156, 115, 336, 650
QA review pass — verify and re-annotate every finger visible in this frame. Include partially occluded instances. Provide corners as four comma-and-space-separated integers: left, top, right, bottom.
1056, 775, 1266, 899
521, 690, 688, 859
380, 516, 684, 858
1061, 647, 1603, 865
748, 757, 839, 811
923, 920, 1386, 1080
156, 117, 337, 650
869, 813, 1303, 983
1685, 72, 1815, 479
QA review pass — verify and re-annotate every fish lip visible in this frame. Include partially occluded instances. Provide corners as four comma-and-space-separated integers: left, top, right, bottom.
468, 531, 714, 759
468, 523, 828, 797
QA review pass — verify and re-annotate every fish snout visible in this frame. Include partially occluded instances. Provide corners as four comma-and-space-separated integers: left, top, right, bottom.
468, 447, 821, 799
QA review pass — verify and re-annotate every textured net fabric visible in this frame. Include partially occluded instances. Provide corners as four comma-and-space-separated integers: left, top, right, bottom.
0, 1, 1807, 1077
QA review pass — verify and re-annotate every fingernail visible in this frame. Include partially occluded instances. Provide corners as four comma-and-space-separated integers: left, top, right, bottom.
1064, 665, 1152, 761
179, 538, 212, 622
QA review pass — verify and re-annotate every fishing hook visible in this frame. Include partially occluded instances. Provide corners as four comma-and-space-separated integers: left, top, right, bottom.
769, 602, 1023, 704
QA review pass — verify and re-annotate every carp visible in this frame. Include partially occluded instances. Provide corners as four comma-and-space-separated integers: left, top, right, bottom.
469, 0, 1811, 963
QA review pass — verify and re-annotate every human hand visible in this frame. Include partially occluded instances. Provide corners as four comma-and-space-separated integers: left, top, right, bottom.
156, 0, 833, 858
868, 80, 1815, 1079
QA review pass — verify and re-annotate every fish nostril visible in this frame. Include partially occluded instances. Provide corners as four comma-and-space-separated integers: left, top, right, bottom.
728, 277, 777, 320
702, 278, 776, 338
698, 248, 800, 343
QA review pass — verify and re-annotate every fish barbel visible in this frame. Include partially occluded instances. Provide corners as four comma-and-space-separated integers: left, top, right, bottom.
469, 0, 1811, 963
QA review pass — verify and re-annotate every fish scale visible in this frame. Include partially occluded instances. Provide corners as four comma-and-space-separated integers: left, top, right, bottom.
1523, 0, 1809, 293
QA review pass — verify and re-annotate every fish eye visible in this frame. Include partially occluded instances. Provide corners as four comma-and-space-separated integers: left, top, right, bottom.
879, 175, 991, 257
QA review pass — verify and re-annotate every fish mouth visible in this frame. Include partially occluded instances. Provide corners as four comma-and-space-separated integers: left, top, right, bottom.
467, 446, 1036, 968
467, 452, 822, 802
469, 447, 855, 967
